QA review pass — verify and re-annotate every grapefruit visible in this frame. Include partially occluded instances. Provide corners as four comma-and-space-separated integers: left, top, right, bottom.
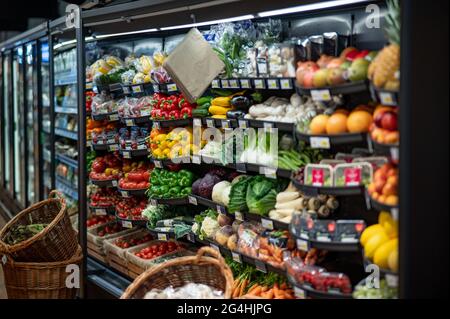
347, 110, 373, 133
326, 113, 348, 135
310, 114, 329, 134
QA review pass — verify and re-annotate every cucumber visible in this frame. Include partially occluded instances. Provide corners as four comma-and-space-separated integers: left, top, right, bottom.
192, 108, 210, 117
196, 96, 213, 106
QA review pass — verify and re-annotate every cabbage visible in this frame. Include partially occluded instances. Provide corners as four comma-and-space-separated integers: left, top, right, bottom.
246, 176, 288, 216
227, 176, 252, 213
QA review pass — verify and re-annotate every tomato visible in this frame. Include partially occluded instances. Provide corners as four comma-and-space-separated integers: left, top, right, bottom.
128, 172, 144, 183
137, 181, 147, 189
142, 171, 150, 182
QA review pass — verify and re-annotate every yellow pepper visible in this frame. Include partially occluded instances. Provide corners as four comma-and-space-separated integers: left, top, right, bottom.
211, 97, 231, 107
211, 114, 227, 119
209, 105, 231, 116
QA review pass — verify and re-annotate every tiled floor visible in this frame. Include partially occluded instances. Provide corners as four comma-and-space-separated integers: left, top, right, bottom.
0, 215, 6, 299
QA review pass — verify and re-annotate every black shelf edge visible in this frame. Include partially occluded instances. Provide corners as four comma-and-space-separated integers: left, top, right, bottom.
91, 112, 120, 122
92, 143, 120, 152
287, 276, 353, 299
89, 178, 118, 188
55, 128, 78, 141
292, 178, 364, 196
148, 197, 189, 205
118, 188, 147, 198
296, 131, 368, 148
369, 82, 400, 107
211, 77, 295, 91
120, 148, 149, 158
120, 116, 152, 126
116, 213, 148, 228
295, 80, 369, 97
88, 204, 116, 215
56, 153, 78, 169
152, 118, 193, 128
291, 231, 361, 253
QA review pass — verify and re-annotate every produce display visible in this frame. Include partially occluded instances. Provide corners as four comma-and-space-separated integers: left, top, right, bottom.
146, 168, 194, 199
370, 106, 399, 145
89, 188, 121, 208
360, 212, 398, 272
353, 279, 398, 299
90, 122, 119, 145
133, 241, 184, 260
89, 154, 123, 181
118, 96, 153, 118
116, 197, 148, 220
95, 223, 125, 238
150, 93, 195, 120
86, 215, 116, 228
144, 283, 224, 299
192, 167, 237, 201
149, 127, 194, 160
91, 94, 119, 116
367, 163, 398, 206
117, 161, 151, 190
3, 223, 48, 245
114, 233, 153, 249
119, 127, 149, 151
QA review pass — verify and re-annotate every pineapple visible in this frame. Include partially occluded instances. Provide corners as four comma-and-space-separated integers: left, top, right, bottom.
368, 0, 401, 89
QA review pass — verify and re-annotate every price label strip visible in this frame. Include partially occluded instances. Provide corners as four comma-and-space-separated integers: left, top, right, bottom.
188, 196, 198, 206
186, 232, 195, 243
267, 79, 280, 90
255, 260, 267, 273
192, 155, 201, 165
229, 79, 239, 89
111, 180, 118, 187
125, 119, 134, 126
193, 118, 202, 127
311, 89, 332, 102
211, 79, 220, 88
206, 119, 215, 128
296, 238, 310, 252
108, 144, 119, 151
94, 208, 107, 216
280, 79, 293, 90
221, 120, 230, 129
132, 85, 143, 93
238, 120, 248, 129
240, 79, 251, 89
379, 92, 397, 106
158, 233, 168, 241
122, 86, 130, 94
254, 79, 265, 89
122, 221, 133, 229
121, 191, 129, 198
108, 114, 119, 121
154, 160, 163, 168
167, 83, 177, 92
310, 136, 331, 149
261, 218, 274, 230
221, 80, 230, 89
232, 252, 242, 264
234, 211, 244, 222
122, 151, 131, 159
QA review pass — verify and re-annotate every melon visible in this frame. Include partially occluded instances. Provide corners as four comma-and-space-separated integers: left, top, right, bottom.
326, 113, 348, 135
310, 115, 329, 134
347, 111, 373, 133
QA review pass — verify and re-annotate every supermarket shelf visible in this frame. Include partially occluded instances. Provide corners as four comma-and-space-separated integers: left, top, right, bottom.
295, 131, 368, 149
292, 179, 365, 197
56, 153, 78, 169
288, 277, 353, 299
55, 176, 78, 200
199, 117, 296, 133
295, 81, 369, 97
148, 197, 188, 206
370, 139, 399, 160
189, 195, 289, 231
292, 233, 361, 253
92, 143, 119, 152
120, 116, 152, 126
55, 106, 78, 114
87, 257, 131, 298
91, 112, 119, 122
369, 82, 399, 107
118, 188, 147, 198
120, 148, 149, 159
89, 205, 116, 216
366, 192, 399, 219
116, 214, 148, 228
90, 178, 118, 188
211, 77, 295, 91
152, 118, 192, 129
55, 128, 78, 141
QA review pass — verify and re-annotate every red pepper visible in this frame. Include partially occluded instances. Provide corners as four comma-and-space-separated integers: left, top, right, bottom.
180, 106, 192, 119
151, 108, 162, 119
169, 110, 180, 120
161, 110, 170, 120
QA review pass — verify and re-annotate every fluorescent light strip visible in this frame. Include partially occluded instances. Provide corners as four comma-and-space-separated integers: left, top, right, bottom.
160, 14, 254, 31
53, 39, 77, 50
86, 28, 159, 41
258, 0, 371, 17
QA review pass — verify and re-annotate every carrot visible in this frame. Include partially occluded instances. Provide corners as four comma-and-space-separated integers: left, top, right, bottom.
284, 291, 295, 299
246, 284, 258, 294
273, 283, 284, 299
233, 280, 242, 298
239, 279, 248, 297
261, 285, 269, 292
251, 286, 262, 296
280, 282, 288, 290
265, 289, 274, 299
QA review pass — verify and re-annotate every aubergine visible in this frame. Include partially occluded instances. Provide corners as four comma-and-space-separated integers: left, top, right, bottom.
230, 96, 252, 111
226, 110, 246, 119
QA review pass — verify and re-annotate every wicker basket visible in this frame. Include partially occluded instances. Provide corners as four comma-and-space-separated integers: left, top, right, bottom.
121, 246, 233, 299
2, 245, 83, 299
0, 191, 78, 262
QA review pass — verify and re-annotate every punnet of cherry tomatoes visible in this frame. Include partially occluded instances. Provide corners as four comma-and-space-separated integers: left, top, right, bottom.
134, 241, 183, 260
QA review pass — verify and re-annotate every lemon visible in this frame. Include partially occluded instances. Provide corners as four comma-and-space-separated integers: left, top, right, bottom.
388, 248, 399, 272
373, 238, 398, 269
360, 224, 385, 247
365, 231, 390, 259
378, 211, 393, 226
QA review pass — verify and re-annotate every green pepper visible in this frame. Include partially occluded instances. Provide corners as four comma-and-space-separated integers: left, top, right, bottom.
166, 171, 178, 186
178, 169, 194, 187
180, 187, 192, 197
168, 186, 182, 198
158, 170, 170, 185
150, 185, 161, 196
151, 169, 162, 185
159, 185, 170, 197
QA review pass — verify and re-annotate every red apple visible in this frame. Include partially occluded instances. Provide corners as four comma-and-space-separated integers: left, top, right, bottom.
381, 111, 398, 131
374, 112, 385, 128
355, 50, 370, 59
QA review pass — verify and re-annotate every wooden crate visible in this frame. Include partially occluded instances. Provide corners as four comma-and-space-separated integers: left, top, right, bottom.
106, 250, 129, 276
127, 262, 145, 279
87, 241, 108, 264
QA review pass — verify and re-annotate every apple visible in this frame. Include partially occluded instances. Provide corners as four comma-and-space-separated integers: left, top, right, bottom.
381, 111, 398, 131
302, 71, 316, 88
355, 49, 370, 59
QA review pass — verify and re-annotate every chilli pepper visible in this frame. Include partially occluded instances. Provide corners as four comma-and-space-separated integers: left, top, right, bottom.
180, 107, 192, 119
177, 169, 194, 187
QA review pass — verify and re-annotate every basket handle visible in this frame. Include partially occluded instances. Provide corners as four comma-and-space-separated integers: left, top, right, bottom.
49, 190, 66, 204
196, 246, 224, 263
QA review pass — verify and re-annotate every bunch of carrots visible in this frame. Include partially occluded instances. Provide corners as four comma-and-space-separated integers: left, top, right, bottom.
227, 259, 295, 299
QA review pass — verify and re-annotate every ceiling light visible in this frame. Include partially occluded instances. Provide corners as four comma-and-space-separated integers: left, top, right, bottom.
160, 14, 254, 31
86, 28, 159, 41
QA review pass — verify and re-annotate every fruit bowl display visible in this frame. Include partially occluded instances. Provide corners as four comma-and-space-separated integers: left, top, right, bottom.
366, 163, 398, 207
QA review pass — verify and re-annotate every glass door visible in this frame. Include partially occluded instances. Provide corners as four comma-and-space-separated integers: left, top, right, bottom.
2, 54, 11, 192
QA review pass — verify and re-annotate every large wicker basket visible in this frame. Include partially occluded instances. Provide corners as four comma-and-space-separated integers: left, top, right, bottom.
2, 245, 83, 299
121, 247, 234, 299
0, 191, 78, 262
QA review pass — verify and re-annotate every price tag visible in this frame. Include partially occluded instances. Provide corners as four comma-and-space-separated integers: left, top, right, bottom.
153, 121, 161, 129
267, 79, 279, 90
111, 180, 118, 187
188, 196, 198, 206
186, 232, 195, 243
254, 79, 265, 89
94, 208, 107, 216
122, 221, 133, 229
141, 110, 151, 116
261, 218, 274, 230
211, 79, 220, 88
206, 118, 215, 128
121, 191, 129, 198
229, 79, 239, 89
238, 120, 248, 129
235, 163, 247, 173
263, 122, 274, 129
391, 208, 399, 220
379, 92, 397, 106
221, 80, 230, 88
210, 243, 220, 252
158, 233, 168, 241
108, 114, 119, 121
280, 79, 293, 90
232, 252, 242, 263
122, 86, 130, 94
125, 119, 134, 126
294, 287, 307, 299
167, 83, 177, 92
311, 89, 332, 102
240, 79, 251, 89
193, 118, 202, 127
108, 144, 119, 151
296, 239, 310, 252
316, 234, 332, 242
132, 85, 143, 93
385, 274, 398, 288
122, 151, 131, 159
152, 84, 160, 92
390, 147, 399, 161
192, 155, 201, 165
255, 260, 267, 273
261, 167, 277, 179
235, 211, 244, 222
93, 86, 99, 94
86, 82, 93, 90
150, 199, 158, 206
310, 137, 330, 149
221, 120, 230, 129
216, 205, 226, 215
2, 255, 7, 265
154, 160, 163, 168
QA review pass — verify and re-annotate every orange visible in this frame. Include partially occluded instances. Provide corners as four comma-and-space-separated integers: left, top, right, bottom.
335, 109, 350, 116
385, 195, 399, 206
384, 131, 399, 144
310, 114, 330, 135
355, 105, 373, 113
326, 113, 348, 135
347, 111, 373, 133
